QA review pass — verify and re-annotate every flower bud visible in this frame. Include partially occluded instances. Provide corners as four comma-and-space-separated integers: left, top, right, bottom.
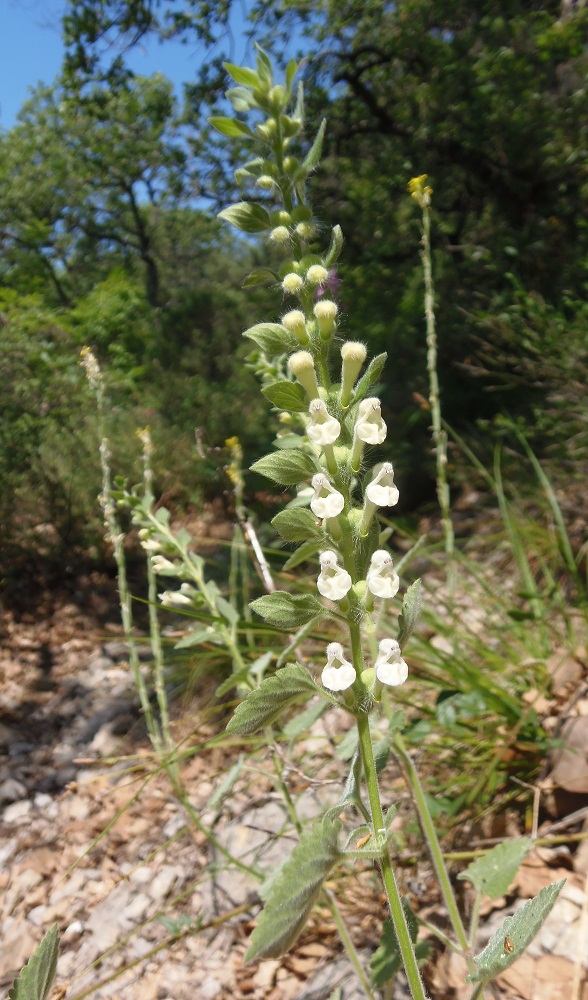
282, 309, 309, 344
340, 341, 367, 406
282, 272, 304, 295
314, 300, 338, 340
151, 555, 176, 575
288, 351, 320, 399
296, 222, 315, 240
321, 641, 356, 691
270, 225, 290, 244
306, 264, 329, 286
257, 174, 275, 190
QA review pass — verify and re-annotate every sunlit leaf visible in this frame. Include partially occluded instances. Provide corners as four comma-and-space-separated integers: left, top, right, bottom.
8, 924, 59, 1000
226, 662, 320, 734
458, 838, 533, 899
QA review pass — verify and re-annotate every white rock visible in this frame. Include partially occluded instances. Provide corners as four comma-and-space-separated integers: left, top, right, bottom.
27, 905, 48, 926
3, 799, 31, 823
62, 920, 84, 942
200, 976, 223, 999
148, 865, 180, 901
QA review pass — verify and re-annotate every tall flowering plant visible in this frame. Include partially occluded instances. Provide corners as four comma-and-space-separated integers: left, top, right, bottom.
213, 47, 564, 998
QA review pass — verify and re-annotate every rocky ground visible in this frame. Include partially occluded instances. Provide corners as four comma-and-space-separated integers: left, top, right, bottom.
1, 564, 588, 1000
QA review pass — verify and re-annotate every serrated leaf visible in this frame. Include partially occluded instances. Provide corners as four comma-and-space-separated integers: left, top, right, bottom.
325, 224, 344, 267
458, 838, 533, 899
223, 62, 260, 88
209, 116, 256, 139
250, 449, 318, 486
283, 697, 328, 740
397, 579, 423, 648
245, 818, 342, 961
467, 880, 566, 985
302, 119, 326, 172
226, 663, 319, 734
250, 591, 324, 628
272, 508, 323, 542
242, 322, 296, 357
242, 268, 277, 288
218, 202, 271, 234
353, 352, 388, 402
283, 538, 322, 570
262, 380, 309, 412
8, 923, 59, 1000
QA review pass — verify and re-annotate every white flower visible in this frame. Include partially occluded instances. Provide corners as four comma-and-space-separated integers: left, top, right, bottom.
159, 590, 192, 607
321, 641, 356, 691
151, 555, 176, 575
310, 473, 345, 519
366, 462, 399, 507
317, 550, 352, 601
366, 550, 400, 599
306, 264, 329, 286
307, 399, 341, 446
375, 638, 408, 687
141, 538, 162, 554
355, 398, 387, 445
282, 272, 303, 294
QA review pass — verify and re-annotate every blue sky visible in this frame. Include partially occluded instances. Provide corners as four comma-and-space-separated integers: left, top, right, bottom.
0, 0, 276, 131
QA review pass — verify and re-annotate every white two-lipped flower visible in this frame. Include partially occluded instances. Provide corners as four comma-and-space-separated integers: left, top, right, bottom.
366, 462, 399, 507
307, 399, 341, 446
317, 550, 352, 601
321, 641, 356, 691
366, 550, 400, 599
310, 473, 345, 519
355, 398, 387, 445
375, 639, 408, 687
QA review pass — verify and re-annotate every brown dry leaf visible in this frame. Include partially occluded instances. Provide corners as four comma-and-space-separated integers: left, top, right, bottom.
499, 953, 586, 1000
515, 852, 572, 897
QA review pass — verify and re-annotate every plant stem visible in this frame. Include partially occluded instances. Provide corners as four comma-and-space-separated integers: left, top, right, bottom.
323, 887, 377, 1000
393, 733, 473, 967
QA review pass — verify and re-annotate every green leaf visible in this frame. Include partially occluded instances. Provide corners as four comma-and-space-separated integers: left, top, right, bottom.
8, 923, 59, 1000
283, 698, 328, 740
207, 755, 245, 809
250, 449, 318, 486
223, 62, 260, 88
397, 579, 423, 648
458, 838, 533, 899
218, 202, 271, 234
226, 86, 258, 113
209, 116, 255, 139
245, 818, 342, 961
325, 224, 344, 267
262, 380, 308, 412
285, 57, 299, 92
302, 119, 326, 172
242, 268, 277, 288
283, 538, 322, 570
353, 352, 388, 402
255, 44, 273, 87
251, 591, 324, 628
174, 628, 217, 649
242, 322, 297, 357
467, 880, 566, 985
215, 594, 239, 627
325, 749, 363, 823
272, 508, 323, 542
371, 909, 430, 988
226, 662, 319, 734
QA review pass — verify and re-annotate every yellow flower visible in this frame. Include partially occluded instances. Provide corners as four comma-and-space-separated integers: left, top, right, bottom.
408, 174, 433, 206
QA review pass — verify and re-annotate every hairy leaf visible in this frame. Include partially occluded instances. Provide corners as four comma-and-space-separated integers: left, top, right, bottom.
262, 380, 308, 412
467, 880, 566, 985
272, 508, 323, 542
226, 663, 319, 734
283, 538, 322, 570
325, 224, 344, 267
223, 62, 261, 88
250, 449, 318, 486
8, 923, 59, 1000
251, 591, 324, 627
242, 267, 276, 288
302, 119, 326, 172
397, 579, 423, 648
209, 116, 255, 139
218, 202, 271, 234
353, 352, 387, 402
245, 818, 342, 961
242, 322, 296, 357
458, 838, 533, 899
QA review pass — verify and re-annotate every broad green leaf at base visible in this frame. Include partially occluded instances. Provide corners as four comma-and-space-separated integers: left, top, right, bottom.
8, 923, 59, 1000
245, 818, 342, 961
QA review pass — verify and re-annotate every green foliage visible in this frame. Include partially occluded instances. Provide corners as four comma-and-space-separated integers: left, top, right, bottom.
396, 579, 423, 649
226, 663, 321, 734
250, 592, 324, 628
468, 880, 565, 985
250, 450, 318, 485
70, 270, 153, 378
8, 923, 59, 1000
245, 818, 342, 961
458, 838, 533, 898
371, 903, 430, 988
